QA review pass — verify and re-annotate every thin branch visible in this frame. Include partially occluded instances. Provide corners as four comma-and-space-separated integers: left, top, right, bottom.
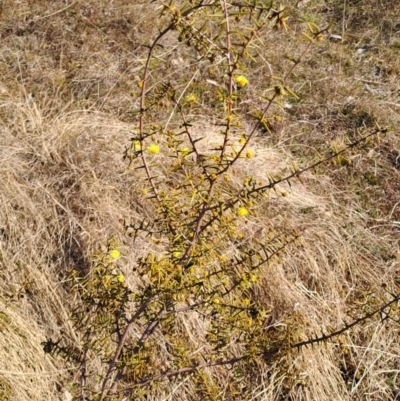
137, 1, 212, 203
199, 125, 385, 233
119, 291, 399, 393
122, 355, 248, 391
250, 127, 383, 195
219, 0, 235, 160
99, 295, 156, 401
292, 292, 400, 349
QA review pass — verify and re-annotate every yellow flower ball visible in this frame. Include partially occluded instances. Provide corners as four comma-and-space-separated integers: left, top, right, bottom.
116, 273, 125, 283
109, 249, 120, 259
234, 75, 248, 88
146, 144, 160, 155
237, 207, 249, 217
185, 93, 197, 103
246, 149, 254, 159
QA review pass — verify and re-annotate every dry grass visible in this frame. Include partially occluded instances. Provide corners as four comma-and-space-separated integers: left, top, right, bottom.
0, 1, 399, 400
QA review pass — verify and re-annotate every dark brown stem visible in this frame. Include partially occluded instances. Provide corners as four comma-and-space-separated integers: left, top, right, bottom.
219, 0, 235, 160
122, 355, 248, 392
137, 1, 211, 203
222, 38, 315, 175
99, 295, 156, 401
250, 127, 383, 195
292, 292, 400, 349
198, 126, 385, 233
121, 291, 399, 393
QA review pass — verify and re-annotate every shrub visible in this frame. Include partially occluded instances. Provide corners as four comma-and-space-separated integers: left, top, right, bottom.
43, 2, 398, 400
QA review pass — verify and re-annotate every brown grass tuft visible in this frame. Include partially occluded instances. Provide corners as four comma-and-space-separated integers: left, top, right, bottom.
0, 1, 399, 400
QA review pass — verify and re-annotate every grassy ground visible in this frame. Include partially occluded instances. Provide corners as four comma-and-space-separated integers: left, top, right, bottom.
0, 1, 399, 400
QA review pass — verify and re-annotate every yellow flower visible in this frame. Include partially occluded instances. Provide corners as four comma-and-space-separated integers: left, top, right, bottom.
116, 273, 125, 283
172, 251, 182, 258
133, 140, 141, 152
185, 93, 197, 103
234, 75, 248, 88
246, 149, 254, 159
146, 143, 160, 154
109, 249, 120, 259
237, 207, 249, 217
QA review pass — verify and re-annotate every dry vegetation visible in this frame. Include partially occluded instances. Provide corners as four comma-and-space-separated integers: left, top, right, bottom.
0, 0, 399, 400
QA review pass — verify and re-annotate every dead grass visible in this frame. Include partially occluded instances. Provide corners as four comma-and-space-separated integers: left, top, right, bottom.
0, 0, 399, 400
